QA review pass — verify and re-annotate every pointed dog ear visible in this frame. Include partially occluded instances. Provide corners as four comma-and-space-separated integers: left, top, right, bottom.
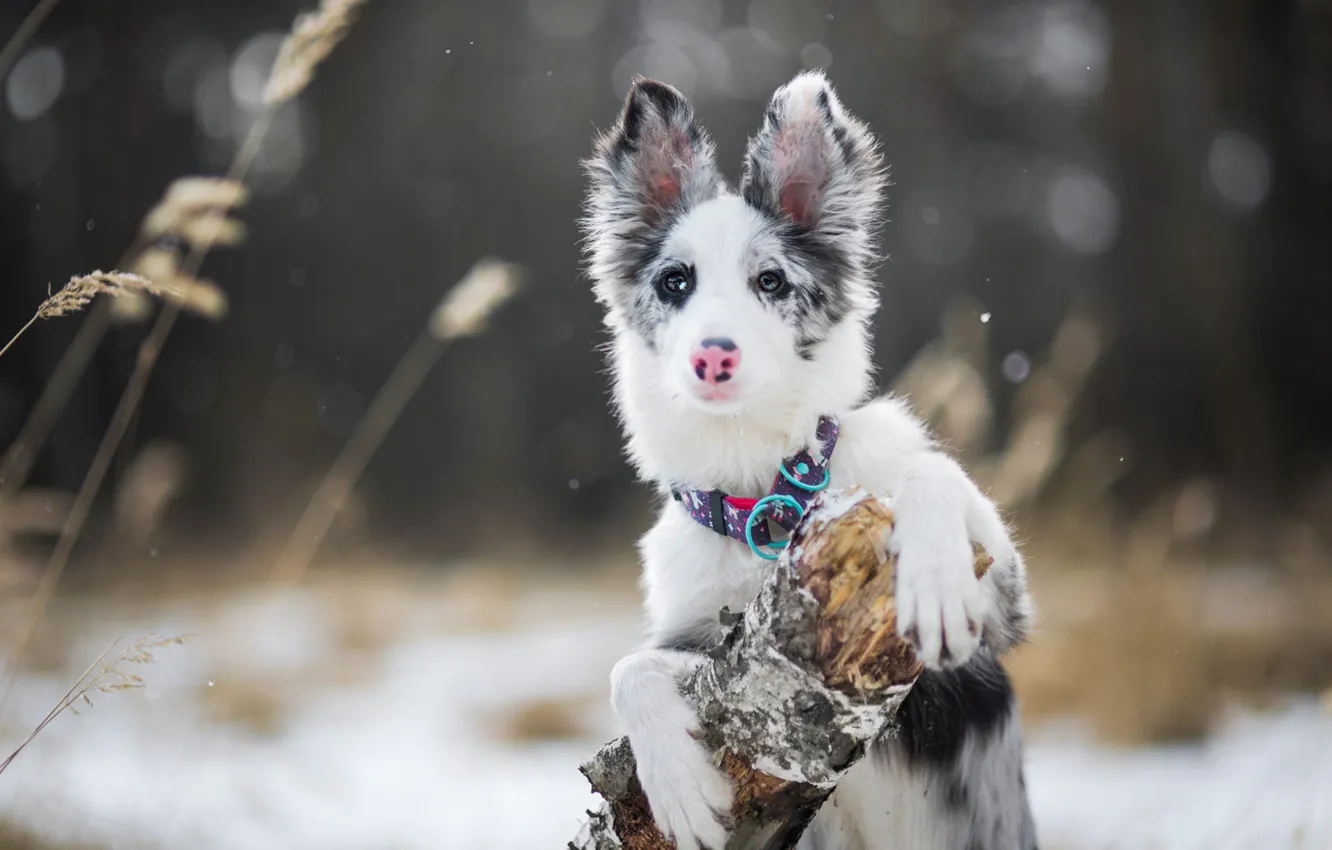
741, 71, 885, 238
583, 78, 721, 236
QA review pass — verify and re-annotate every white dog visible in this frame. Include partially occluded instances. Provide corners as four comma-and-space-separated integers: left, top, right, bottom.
581, 70, 1038, 850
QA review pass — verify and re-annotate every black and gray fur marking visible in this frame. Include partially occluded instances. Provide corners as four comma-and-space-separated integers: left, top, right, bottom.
983, 554, 1034, 656
581, 72, 887, 354
886, 650, 1014, 768
581, 78, 722, 345
738, 73, 888, 354
875, 652, 1039, 850
654, 618, 721, 655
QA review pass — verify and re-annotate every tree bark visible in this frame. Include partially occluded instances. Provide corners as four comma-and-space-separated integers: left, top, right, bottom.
570, 488, 993, 850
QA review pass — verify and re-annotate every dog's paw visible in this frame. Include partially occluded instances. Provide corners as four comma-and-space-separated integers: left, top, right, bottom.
636, 725, 733, 850
892, 519, 985, 668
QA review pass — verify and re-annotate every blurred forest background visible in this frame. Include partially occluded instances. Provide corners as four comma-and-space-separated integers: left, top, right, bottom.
0, 1, 1330, 848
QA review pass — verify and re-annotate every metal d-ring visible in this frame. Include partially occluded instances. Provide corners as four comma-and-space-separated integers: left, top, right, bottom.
779, 460, 830, 492
744, 494, 805, 560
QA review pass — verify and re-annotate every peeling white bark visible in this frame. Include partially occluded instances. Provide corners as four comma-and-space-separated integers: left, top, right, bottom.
570, 491, 924, 850
691, 562, 910, 787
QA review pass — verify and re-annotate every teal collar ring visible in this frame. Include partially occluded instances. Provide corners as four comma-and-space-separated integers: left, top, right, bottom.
670, 415, 839, 559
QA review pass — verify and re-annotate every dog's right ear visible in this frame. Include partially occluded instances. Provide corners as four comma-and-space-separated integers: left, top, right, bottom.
740, 71, 884, 244
582, 79, 720, 277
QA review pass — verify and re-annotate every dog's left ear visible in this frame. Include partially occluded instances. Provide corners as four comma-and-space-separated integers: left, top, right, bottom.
584, 78, 720, 230
582, 79, 722, 292
741, 72, 885, 239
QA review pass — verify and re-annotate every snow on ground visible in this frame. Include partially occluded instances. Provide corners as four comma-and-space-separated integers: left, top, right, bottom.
0, 574, 1328, 850
1027, 704, 1332, 850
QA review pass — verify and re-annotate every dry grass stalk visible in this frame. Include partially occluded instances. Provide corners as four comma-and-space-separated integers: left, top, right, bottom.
0, 0, 370, 714
1, 273, 232, 704
0, 221, 168, 494
34, 271, 153, 320
114, 248, 177, 323
107, 290, 154, 324
174, 214, 247, 252
0, 181, 225, 485
890, 299, 995, 464
892, 299, 1104, 512
129, 246, 180, 283
140, 177, 249, 249
151, 275, 229, 322
140, 177, 249, 234
113, 441, 186, 548
272, 258, 524, 586
129, 249, 231, 321
0, 489, 72, 538
0, 264, 226, 361
0, 306, 112, 502
0, 272, 154, 361
264, 0, 371, 105
430, 258, 526, 341
143, 175, 250, 242
0, 635, 185, 776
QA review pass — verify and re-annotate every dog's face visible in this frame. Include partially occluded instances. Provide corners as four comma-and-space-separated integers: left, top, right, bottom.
582, 72, 885, 423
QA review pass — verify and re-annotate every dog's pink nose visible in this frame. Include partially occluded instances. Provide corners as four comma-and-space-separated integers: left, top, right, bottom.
691, 337, 741, 385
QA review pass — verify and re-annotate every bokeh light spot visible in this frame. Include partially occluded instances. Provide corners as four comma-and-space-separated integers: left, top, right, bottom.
6, 47, 65, 121
1030, 0, 1111, 100
1208, 130, 1272, 212
1002, 351, 1032, 383
800, 42, 833, 70
1047, 168, 1119, 254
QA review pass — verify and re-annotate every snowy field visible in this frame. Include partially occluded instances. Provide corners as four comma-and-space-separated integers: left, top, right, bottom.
0, 569, 1328, 850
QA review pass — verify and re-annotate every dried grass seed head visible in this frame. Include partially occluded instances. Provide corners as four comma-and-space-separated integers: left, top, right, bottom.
157, 275, 229, 321
264, 0, 370, 105
141, 177, 249, 248
430, 258, 525, 341
127, 246, 230, 321
37, 272, 155, 320
108, 290, 153, 324
175, 213, 248, 252
165, 177, 250, 211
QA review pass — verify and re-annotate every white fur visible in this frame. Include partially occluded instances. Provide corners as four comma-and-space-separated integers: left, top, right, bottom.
620, 398, 1028, 848
610, 650, 733, 850
583, 71, 1034, 849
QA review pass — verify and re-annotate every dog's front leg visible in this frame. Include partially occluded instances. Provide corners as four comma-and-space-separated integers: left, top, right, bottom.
610, 647, 733, 850
890, 450, 1032, 667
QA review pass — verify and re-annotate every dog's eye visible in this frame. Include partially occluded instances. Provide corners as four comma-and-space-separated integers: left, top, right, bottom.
757, 270, 786, 294
659, 270, 692, 296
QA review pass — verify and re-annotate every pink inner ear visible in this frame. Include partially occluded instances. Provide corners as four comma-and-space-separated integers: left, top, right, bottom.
771, 123, 828, 224
650, 173, 682, 206
779, 180, 821, 224
640, 127, 691, 209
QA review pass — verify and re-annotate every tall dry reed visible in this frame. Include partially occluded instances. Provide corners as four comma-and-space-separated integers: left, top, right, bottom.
155, 259, 521, 841
0, 272, 147, 360
271, 258, 523, 586
0, 635, 185, 776
0, 0, 375, 715
0, 179, 245, 503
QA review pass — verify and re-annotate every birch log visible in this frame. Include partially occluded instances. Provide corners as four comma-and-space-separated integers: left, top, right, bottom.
569, 488, 993, 850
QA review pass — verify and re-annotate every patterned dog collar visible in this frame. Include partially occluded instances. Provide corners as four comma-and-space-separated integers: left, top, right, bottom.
671, 415, 839, 560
